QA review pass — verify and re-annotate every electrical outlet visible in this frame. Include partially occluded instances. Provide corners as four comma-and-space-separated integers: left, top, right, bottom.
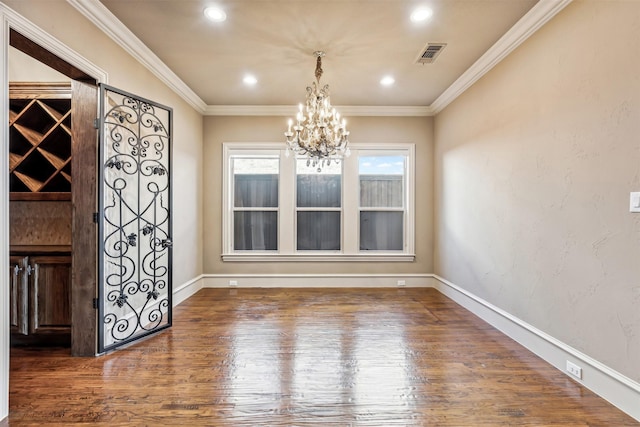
566, 360, 582, 379
229, 280, 238, 287
630, 192, 640, 212
397, 280, 406, 287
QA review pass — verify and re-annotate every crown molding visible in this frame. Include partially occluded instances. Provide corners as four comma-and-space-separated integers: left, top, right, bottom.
430, 0, 572, 114
66, 0, 571, 117
66, 0, 207, 114
205, 104, 434, 117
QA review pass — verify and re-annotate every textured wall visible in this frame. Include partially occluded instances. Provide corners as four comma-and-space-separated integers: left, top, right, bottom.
434, 1, 640, 382
9, 46, 68, 81
10, 201, 71, 246
203, 115, 433, 275
3, 0, 204, 286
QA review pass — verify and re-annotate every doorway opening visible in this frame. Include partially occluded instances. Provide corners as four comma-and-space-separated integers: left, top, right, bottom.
8, 28, 98, 357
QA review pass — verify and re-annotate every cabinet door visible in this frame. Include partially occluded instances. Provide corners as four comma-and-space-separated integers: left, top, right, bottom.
29, 255, 72, 335
9, 255, 29, 335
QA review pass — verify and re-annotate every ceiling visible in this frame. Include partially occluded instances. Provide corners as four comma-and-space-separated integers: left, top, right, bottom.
91, 0, 543, 111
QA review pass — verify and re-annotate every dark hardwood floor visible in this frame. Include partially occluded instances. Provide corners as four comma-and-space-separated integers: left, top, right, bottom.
3, 288, 637, 426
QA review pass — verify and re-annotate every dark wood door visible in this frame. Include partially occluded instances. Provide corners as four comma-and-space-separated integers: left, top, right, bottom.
70, 80, 99, 356
29, 255, 71, 335
9, 255, 28, 335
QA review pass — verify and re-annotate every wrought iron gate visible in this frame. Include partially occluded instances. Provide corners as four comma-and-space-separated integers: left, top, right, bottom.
97, 84, 172, 353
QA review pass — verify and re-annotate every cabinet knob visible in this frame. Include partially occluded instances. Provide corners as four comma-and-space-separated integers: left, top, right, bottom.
13, 264, 22, 276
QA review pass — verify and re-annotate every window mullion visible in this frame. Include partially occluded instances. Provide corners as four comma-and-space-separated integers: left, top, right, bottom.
233, 207, 279, 212
358, 207, 405, 212
223, 145, 233, 253
279, 150, 295, 253
295, 207, 341, 211
343, 153, 359, 254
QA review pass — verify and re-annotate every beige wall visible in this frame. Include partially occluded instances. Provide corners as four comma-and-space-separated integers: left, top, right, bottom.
434, 0, 640, 382
203, 115, 433, 275
4, 0, 204, 286
1, 0, 637, 420
9, 46, 69, 81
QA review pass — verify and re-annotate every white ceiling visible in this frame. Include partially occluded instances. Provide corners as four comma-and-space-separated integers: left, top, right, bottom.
73, 0, 568, 113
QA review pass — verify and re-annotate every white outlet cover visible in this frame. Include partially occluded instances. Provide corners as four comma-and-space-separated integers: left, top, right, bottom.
566, 360, 582, 379
630, 192, 640, 213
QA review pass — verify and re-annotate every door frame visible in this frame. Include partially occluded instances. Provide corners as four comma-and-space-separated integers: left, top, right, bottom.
1, 4, 108, 420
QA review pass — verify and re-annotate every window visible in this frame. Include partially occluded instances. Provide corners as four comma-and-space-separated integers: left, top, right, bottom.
223, 143, 414, 261
230, 154, 279, 251
359, 155, 405, 251
296, 159, 342, 251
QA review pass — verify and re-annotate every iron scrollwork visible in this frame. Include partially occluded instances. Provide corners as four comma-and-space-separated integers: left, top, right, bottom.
100, 87, 172, 351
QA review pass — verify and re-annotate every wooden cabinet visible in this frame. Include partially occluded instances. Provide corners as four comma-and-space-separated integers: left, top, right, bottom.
9, 251, 72, 343
9, 81, 74, 346
9, 82, 72, 199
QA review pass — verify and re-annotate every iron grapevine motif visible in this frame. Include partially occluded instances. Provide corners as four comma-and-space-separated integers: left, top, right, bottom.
100, 88, 172, 352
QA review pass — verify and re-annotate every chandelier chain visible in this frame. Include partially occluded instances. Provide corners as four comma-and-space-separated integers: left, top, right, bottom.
315, 54, 323, 83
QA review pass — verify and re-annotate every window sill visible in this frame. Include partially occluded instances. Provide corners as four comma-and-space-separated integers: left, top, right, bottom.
221, 253, 416, 262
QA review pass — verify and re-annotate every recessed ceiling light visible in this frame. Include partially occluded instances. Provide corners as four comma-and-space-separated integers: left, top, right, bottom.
204, 6, 226, 22
410, 7, 433, 23
380, 76, 395, 86
243, 74, 257, 86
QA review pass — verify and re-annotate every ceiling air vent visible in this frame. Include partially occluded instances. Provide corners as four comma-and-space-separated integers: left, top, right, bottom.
416, 43, 447, 64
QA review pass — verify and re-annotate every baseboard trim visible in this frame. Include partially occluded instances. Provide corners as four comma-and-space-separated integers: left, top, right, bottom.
430, 275, 640, 422
176, 273, 639, 421
173, 275, 204, 306
201, 273, 432, 288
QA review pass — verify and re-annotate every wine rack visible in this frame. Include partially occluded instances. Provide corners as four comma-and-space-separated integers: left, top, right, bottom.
9, 82, 72, 200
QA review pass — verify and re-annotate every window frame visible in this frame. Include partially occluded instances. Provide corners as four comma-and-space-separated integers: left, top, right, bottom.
222, 142, 415, 262
230, 153, 280, 252
295, 158, 343, 253
357, 150, 409, 252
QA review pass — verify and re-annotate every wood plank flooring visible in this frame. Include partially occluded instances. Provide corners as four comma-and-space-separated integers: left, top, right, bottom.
3, 288, 638, 426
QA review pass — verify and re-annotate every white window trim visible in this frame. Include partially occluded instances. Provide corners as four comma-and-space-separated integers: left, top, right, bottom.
222, 142, 415, 262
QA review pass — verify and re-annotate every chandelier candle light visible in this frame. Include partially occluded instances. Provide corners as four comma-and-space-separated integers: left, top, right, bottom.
285, 51, 350, 171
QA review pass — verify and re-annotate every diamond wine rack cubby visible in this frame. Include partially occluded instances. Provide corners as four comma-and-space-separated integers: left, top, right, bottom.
9, 82, 72, 199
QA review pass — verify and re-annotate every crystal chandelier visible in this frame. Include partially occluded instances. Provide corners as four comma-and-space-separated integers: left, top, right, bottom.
285, 51, 350, 171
